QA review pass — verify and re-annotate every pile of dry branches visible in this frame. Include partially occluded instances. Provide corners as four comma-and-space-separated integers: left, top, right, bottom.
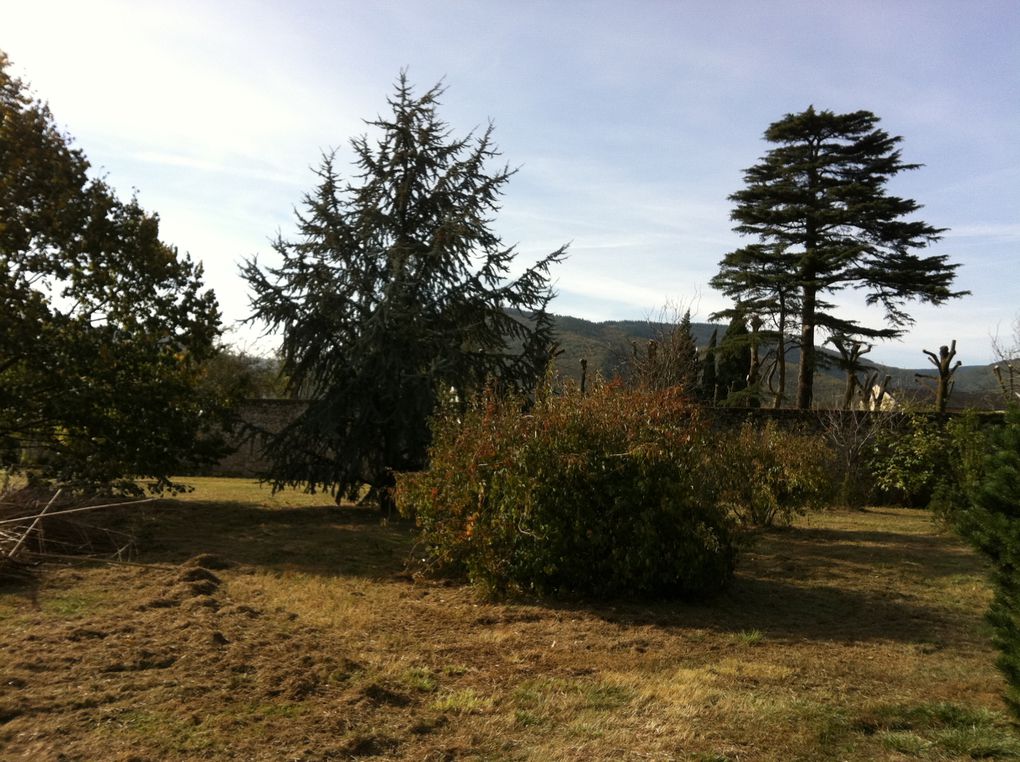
0, 486, 156, 580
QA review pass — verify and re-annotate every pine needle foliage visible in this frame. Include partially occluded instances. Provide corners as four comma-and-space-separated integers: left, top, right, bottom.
714, 107, 966, 409
957, 407, 1020, 719
242, 74, 567, 501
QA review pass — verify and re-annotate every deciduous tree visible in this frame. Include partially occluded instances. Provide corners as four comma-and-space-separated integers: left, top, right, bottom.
0, 52, 223, 493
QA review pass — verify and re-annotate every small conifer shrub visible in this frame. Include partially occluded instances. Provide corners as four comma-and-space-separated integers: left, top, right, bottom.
957, 407, 1020, 718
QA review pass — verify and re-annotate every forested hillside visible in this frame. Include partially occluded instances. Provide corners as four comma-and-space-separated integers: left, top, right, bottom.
550, 313, 1003, 409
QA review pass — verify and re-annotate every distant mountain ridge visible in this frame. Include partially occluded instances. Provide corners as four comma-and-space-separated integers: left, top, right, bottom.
548, 312, 1003, 409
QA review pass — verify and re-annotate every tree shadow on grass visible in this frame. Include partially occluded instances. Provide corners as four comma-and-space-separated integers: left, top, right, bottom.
129, 499, 416, 578
748, 524, 988, 583
123, 499, 990, 646
548, 522, 992, 646
578, 575, 969, 646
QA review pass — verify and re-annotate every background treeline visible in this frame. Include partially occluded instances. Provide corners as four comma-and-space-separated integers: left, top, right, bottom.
548, 312, 1007, 410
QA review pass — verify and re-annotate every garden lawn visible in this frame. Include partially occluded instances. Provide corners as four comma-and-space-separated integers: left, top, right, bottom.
0, 477, 1016, 760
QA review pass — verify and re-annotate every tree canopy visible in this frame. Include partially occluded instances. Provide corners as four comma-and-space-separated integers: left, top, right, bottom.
242, 74, 567, 504
712, 107, 966, 408
0, 51, 224, 492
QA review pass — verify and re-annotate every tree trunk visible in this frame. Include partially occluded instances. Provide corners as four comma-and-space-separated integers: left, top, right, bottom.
772, 331, 786, 409
797, 286, 816, 409
772, 296, 787, 409
748, 315, 762, 408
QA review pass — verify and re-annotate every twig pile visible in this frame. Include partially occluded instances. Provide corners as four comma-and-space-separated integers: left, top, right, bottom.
0, 487, 157, 580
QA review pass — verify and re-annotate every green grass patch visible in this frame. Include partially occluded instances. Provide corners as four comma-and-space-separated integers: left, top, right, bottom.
734, 628, 765, 646
431, 688, 493, 714
854, 702, 1020, 758
113, 710, 218, 754
40, 592, 103, 617
402, 666, 438, 693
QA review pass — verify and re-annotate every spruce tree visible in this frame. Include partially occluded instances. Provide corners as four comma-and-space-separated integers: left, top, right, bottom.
958, 407, 1020, 718
715, 107, 966, 409
242, 74, 567, 505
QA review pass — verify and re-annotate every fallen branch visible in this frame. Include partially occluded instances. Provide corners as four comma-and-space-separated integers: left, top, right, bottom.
7, 488, 62, 559
0, 497, 159, 527
21, 550, 179, 572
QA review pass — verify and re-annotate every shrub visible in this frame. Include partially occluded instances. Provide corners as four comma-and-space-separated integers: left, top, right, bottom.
395, 380, 736, 599
716, 421, 831, 527
818, 410, 890, 508
872, 415, 947, 507
955, 406, 1020, 719
873, 412, 990, 512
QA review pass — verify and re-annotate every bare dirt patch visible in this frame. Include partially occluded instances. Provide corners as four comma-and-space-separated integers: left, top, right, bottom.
0, 479, 1016, 760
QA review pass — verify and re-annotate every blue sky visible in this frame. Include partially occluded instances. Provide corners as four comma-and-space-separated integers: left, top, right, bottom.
5, 0, 1018, 367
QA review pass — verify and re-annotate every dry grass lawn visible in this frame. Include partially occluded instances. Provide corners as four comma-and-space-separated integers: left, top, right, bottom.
1, 477, 1017, 760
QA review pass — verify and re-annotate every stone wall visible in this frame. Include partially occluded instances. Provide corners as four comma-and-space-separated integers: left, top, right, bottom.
708, 406, 1005, 432
209, 399, 308, 477
206, 399, 1006, 478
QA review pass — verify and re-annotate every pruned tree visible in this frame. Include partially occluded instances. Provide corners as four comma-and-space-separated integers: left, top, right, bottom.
715, 106, 967, 409
0, 51, 223, 494
917, 340, 962, 413
242, 74, 567, 507
859, 371, 893, 411
828, 334, 874, 411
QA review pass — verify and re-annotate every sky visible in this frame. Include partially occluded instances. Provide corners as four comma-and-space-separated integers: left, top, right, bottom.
4, 0, 1018, 368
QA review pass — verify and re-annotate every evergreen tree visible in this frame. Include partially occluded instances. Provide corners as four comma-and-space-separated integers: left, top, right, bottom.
958, 407, 1020, 718
242, 74, 567, 505
715, 316, 751, 405
715, 107, 966, 409
700, 328, 718, 403
711, 243, 798, 407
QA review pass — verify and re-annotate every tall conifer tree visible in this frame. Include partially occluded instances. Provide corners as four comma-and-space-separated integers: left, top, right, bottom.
242, 74, 567, 504
700, 328, 718, 403
715, 107, 966, 409
715, 316, 751, 405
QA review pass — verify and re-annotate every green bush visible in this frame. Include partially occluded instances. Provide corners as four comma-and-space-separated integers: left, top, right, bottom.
872, 415, 948, 507
396, 381, 736, 599
716, 421, 831, 527
956, 406, 1020, 719
873, 412, 989, 511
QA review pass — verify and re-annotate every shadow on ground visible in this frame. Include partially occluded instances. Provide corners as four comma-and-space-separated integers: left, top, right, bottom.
129, 499, 415, 578
120, 499, 988, 646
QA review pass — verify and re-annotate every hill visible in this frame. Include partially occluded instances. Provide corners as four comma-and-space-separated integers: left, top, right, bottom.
549, 313, 1005, 409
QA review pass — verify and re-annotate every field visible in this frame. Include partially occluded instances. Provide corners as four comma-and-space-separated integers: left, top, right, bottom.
1, 478, 1017, 761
